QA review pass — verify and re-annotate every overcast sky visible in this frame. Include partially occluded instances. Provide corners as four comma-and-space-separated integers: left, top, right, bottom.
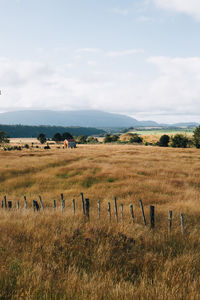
0, 0, 200, 123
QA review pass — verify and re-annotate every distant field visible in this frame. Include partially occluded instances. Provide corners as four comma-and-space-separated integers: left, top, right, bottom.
1, 144, 200, 298
134, 129, 194, 136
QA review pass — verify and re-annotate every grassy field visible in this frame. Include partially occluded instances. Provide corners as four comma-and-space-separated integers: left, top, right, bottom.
1, 144, 200, 298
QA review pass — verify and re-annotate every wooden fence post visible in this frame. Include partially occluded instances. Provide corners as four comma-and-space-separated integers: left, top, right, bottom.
130, 204, 134, 223
114, 197, 118, 222
150, 205, 155, 229
85, 198, 90, 220
53, 200, 56, 210
8, 201, 12, 209
39, 195, 44, 210
120, 204, 124, 222
1, 200, 4, 208
17, 201, 20, 209
72, 199, 75, 215
61, 194, 65, 212
97, 200, 101, 220
168, 210, 173, 232
139, 199, 146, 226
24, 196, 27, 209
108, 202, 111, 223
33, 200, 40, 212
4, 196, 7, 209
180, 213, 184, 235
81, 192, 85, 215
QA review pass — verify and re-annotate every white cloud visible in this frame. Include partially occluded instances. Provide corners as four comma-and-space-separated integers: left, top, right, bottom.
112, 7, 129, 16
106, 49, 144, 57
153, 0, 200, 20
75, 48, 102, 54
1, 55, 200, 122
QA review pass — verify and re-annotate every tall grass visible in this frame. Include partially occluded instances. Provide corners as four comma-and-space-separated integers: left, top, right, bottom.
1, 144, 200, 298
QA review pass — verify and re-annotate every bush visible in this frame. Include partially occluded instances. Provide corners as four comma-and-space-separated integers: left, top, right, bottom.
158, 135, 170, 147
86, 137, 99, 144
129, 134, 143, 144
44, 145, 51, 150
193, 126, 200, 148
103, 134, 119, 143
77, 135, 87, 144
171, 134, 189, 148
24, 144, 29, 149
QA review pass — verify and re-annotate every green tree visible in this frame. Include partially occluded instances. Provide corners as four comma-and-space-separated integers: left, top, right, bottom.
37, 133, 46, 144
103, 134, 112, 143
62, 132, 73, 141
171, 134, 188, 148
193, 126, 200, 148
111, 135, 119, 142
53, 132, 62, 143
86, 136, 99, 144
0, 131, 9, 144
77, 135, 87, 144
158, 134, 170, 147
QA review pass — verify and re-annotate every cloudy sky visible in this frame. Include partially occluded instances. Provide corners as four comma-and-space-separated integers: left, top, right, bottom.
0, 0, 200, 123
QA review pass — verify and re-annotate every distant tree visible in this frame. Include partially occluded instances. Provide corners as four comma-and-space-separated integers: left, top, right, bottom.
103, 134, 112, 143
77, 135, 87, 144
171, 134, 188, 148
62, 132, 73, 140
129, 134, 143, 144
0, 131, 9, 144
193, 126, 200, 148
111, 135, 119, 142
37, 133, 46, 144
86, 136, 99, 144
53, 132, 62, 143
158, 134, 170, 147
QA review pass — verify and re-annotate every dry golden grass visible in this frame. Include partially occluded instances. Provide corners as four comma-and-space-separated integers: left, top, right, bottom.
1, 144, 200, 298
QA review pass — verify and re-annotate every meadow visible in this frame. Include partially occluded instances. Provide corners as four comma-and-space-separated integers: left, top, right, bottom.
1, 143, 200, 299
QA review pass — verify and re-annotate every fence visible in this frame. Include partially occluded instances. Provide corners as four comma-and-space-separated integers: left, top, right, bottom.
0, 193, 186, 234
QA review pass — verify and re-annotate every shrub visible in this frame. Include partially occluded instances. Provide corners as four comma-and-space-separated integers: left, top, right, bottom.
44, 145, 51, 150
129, 134, 143, 144
158, 134, 170, 147
77, 135, 87, 144
171, 134, 189, 148
24, 144, 29, 149
193, 126, 200, 148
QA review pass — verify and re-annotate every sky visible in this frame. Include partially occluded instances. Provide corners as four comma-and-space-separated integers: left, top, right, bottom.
0, 0, 200, 123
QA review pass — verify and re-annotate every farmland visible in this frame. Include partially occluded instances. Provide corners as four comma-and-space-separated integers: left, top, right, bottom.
1, 144, 200, 298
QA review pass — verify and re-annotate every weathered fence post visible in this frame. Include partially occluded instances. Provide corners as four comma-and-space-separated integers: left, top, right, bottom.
81, 192, 85, 215
130, 204, 134, 223
1, 200, 4, 208
72, 199, 76, 215
53, 200, 56, 210
39, 195, 44, 210
17, 201, 20, 209
85, 198, 90, 220
114, 197, 118, 222
108, 202, 111, 223
150, 205, 155, 229
120, 204, 124, 222
139, 199, 146, 226
4, 196, 7, 209
8, 201, 12, 209
61, 194, 65, 213
97, 200, 101, 220
33, 200, 40, 212
24, 196, 27, 210
180, 213, 184, 235
168, 210, 173, 232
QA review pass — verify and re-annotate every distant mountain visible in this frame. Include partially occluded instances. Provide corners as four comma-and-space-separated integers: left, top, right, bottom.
0, 110, 159, 127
